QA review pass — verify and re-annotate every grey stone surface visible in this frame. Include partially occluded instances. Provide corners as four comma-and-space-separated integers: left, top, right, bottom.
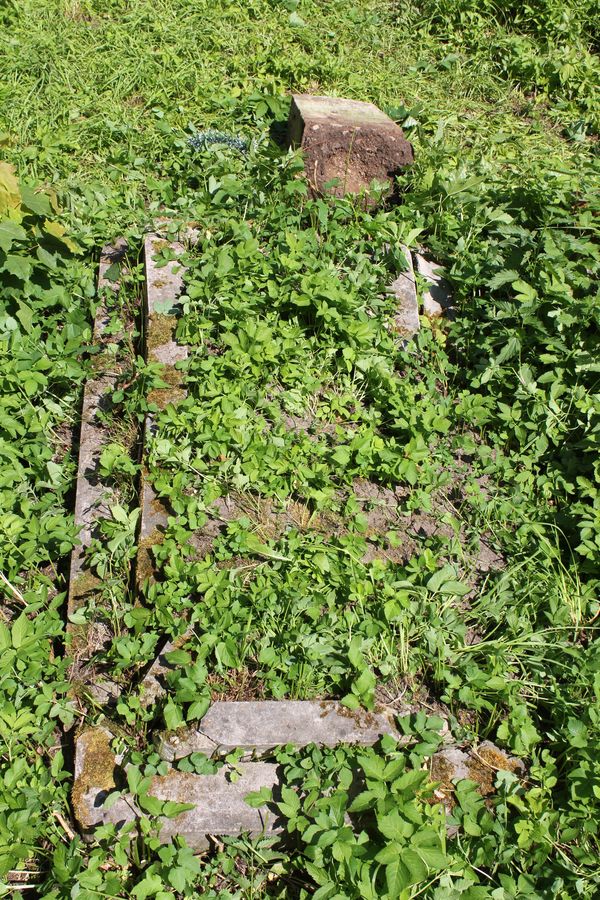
137, 236, 189, 589
74, 727, 523, 847
73, 727, 282, 848
86, 677, 122, 706
388, 245, 419, 339
289, 94, 413, 200
149, 762, 281, 847
415, 253, 454, 318
67, 240, 127, 622
156, 700, 403, 761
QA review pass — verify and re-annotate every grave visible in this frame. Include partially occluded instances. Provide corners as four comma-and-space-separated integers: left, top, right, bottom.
70, 232, 520, 851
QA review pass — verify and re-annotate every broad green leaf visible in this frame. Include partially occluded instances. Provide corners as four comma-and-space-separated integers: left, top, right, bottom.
245, 786, 273, 808
377, 809, 413, 841
164, 648, 191, 666
187, 697, 210, 721
43, 219, 82, 254
341, 693, 360, 710
385, 857, 410, 897
375, 841, 402, 865
0, 623, 10, 651
164, 700, 184, 731
0, 220, 26, 252
0, 161, 21, 220
21, 184, 52, 217
11, 613, 31, 649
2, 255, 32, 281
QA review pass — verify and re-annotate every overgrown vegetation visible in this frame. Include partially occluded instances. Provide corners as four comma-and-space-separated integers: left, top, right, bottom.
0, 0, 598, 896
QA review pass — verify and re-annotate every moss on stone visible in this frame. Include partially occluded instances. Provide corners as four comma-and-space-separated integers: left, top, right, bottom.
428, 752, 465, 814
136, 526, 164, 587
70, 571, 102, 602
147, 313, 177, 355
71, 727, 117, 830
148, 382, 186, 411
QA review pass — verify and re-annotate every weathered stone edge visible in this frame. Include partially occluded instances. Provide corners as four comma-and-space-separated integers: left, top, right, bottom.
67, 239, 128, 626
136, 234, 188, 592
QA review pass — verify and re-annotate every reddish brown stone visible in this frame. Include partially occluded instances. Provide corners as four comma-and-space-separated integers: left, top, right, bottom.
288, 94, 413, 200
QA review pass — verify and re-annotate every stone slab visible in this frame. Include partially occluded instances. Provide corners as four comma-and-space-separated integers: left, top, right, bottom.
67, 239, 128, 624
388, 245, 419, 339
137, 235, 189, 589
415, 253, 454, 318
73, 727, 281, 848
288, 94, 413, 199
156, 700, 404, 761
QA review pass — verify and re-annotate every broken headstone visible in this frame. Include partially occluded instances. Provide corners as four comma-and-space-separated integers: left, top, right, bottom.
387, 245, 419, 339
288, 94, 413, 200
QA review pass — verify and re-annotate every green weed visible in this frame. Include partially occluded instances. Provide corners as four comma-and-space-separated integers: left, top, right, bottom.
0, 0, 598, 896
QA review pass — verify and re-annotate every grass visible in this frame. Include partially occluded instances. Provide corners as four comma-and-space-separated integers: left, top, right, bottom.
0, 0, 599, 897
2, 1, 593, 199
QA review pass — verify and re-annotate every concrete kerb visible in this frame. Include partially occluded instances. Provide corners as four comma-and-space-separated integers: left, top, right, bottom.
136, 234, 188, 592
67, 240, 128, 666
155, 699, 409, 761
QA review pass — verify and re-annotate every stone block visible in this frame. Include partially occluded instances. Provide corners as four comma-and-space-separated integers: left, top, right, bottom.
137, 236, 189, 590
388, 245, 419, 339
288, 94, 413, 199
156, 700, 404, 761
415, 253, 454, 318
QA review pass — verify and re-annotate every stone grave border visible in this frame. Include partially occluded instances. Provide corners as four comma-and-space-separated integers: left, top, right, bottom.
67, 239, 130, 697
71, 233, 523, 848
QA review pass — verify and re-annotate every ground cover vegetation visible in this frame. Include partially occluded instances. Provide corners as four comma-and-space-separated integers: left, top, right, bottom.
0, 0, 598, 896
